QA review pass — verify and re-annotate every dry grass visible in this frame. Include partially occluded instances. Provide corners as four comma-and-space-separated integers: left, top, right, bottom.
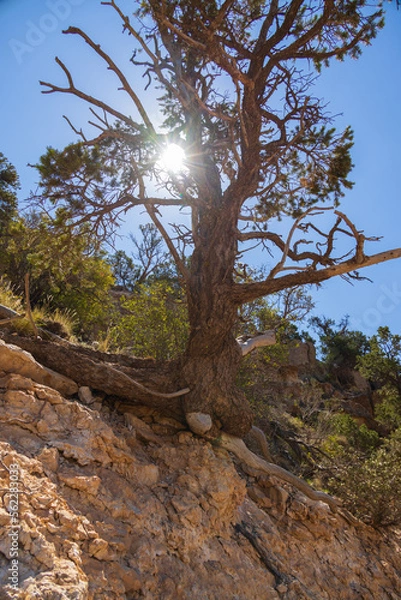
0, 278, 77, 339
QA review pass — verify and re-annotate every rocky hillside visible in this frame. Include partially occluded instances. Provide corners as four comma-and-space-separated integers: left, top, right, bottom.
0, 340, 401, 599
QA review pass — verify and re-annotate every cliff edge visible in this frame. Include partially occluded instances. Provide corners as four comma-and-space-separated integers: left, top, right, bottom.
0, 341, 400, 599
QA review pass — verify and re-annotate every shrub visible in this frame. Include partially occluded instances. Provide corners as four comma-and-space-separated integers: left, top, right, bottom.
330, 413, 380, 453
328, 430, 401, 527
310, 316, 369, 370
110, 280, 188, 360
0, 277, 77, 338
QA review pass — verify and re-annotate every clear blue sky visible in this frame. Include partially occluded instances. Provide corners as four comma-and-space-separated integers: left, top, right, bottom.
1, 0, 400, 336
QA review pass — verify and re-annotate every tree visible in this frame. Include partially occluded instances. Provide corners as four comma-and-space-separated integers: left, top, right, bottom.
0, 152, 18, 224
0, 173, 115, 339
108, 223, 174, 290
108, 249, 139, 291
34, 0, 401, 437
0, 153, 19, 273
357, 326, 401, 427
358, 326, 401, 393
311, 316, 369, 370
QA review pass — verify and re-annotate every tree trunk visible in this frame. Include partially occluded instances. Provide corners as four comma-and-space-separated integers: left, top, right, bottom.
180, 208, 254, 438
182, 327, 253, 437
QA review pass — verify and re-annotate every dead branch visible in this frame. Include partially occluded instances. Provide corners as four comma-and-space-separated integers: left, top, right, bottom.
40, 57, 140, 132
63, 27, 156, 135
146, 205, 190, 283
237, 331, 276, 356
234, 247, 401, 305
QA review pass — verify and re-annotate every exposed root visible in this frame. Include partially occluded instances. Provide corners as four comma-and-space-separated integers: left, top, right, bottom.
105, 362, 190, 399
0, 335, 190, 402
248, 425, 273, 462
218, 432, 341, 513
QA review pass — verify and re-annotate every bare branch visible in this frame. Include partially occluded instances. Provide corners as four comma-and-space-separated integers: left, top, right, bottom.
62, 115, 87, 141
237, 206, 379, 281
63, 27, 156, 135
146, 205, 190, 284
233, 247, 401, 305
268, 207, 329, 278
40, 58, 142, 132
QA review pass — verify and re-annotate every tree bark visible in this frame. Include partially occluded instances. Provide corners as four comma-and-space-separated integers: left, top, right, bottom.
180, 207, 254, 437
182, 327, 253, 437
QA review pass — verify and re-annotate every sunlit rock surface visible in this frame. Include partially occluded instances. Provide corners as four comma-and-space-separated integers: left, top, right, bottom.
0, 365, 400, 599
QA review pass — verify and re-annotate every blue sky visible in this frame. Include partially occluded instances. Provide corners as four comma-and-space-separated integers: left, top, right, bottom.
1, 0, 400, 336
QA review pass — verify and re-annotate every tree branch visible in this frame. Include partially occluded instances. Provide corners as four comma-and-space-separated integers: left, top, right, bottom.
233, 247, 401, 305
237, 331, 276, 356
62, 27, 156, 135
146, 205, 190, 284
40, 58, 142, 132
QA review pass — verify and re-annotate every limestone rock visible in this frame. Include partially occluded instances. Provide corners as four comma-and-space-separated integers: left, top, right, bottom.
59, 473, 101, 496
351, 369, 370, 392
78, 386, 95, 405
186, 412, 213, 435
0, 368, 400, 599
0, 339, 78, 396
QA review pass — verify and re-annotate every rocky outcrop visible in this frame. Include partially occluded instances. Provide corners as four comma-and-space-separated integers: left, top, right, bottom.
0, 359, 400, 599
0, 339, 78, 397
288, 342, 316, 368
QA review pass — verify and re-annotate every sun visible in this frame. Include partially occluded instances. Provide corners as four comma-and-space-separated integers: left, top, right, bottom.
159, 143, 186, 173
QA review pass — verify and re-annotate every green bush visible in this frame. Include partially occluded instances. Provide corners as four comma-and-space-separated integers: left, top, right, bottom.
310, 316, 369, 370
110, 280, 188, 360
330, 413, 380, 453
328, 430, 401, 527
357, 326, 401, 391
373, 386, 401, 429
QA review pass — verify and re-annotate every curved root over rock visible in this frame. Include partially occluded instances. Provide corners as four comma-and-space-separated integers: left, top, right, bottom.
218, 432, 341, 513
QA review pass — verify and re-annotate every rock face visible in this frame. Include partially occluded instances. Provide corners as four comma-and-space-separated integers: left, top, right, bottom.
288, 342, 316, 368
0, 361, 401, 598
0, 339, 78, 396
